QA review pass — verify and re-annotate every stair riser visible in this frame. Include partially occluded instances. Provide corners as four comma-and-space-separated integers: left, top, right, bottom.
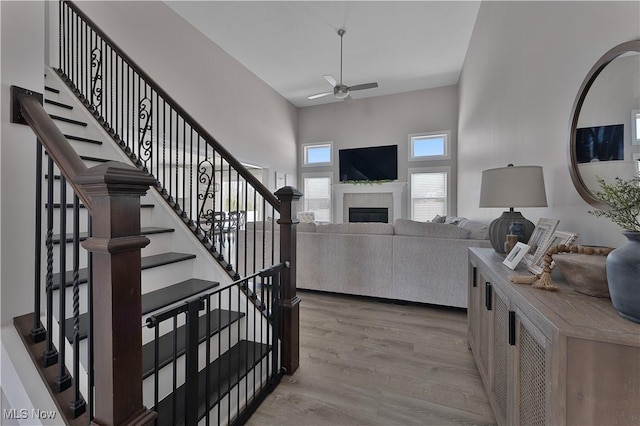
46, 207, 154, 236
142, 323, 245, 409
51, 285, 90, 318
48, 119, 90, 137
140, 260, 196, 295
51, 258, 197, 316
43, 231, 168, 275
43, 181, 156, 209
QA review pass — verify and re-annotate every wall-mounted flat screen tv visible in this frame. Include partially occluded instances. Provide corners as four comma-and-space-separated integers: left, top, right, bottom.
339, 145, 398, 182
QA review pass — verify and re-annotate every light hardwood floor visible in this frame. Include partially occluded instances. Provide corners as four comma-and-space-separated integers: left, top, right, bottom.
247, 290, 496, 426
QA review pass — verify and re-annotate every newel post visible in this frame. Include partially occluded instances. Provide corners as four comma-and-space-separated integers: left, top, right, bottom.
274, 186, 303, 375
75, 162, 157, 426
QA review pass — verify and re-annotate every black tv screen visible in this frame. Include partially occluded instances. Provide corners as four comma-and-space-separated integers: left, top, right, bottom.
339, 145, 398, 182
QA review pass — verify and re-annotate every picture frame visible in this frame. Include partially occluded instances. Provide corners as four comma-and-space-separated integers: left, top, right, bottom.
527, 230, 578, 275
503, 242, 530, 270
524, 218, 559, 267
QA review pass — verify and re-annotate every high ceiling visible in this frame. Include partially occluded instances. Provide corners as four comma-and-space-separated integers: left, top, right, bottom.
165, 1, 481, 108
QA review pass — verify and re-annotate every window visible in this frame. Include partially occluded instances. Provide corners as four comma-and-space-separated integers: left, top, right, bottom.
302, 173, 332, 222
409, 167, 450, 222
632, 110, 640, 145
303, 142, 333, 166
409, 131, 450, 160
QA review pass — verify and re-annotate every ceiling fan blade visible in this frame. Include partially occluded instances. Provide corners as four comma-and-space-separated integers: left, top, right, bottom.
349, 82, 379, 91
307, 91, 333, 100
324, 75, 338, 87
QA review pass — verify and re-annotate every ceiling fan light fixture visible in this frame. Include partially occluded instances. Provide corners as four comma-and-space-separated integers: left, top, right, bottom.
334, 86, 349, 99
306, 28, 378, 102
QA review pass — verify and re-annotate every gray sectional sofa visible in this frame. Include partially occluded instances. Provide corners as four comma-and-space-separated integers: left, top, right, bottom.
238, 218, 492, 308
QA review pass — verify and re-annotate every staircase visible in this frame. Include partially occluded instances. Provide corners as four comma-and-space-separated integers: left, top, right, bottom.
11, 69, 281, 424
10, 2, 301, 424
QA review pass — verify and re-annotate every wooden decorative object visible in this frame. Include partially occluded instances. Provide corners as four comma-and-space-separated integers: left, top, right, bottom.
510, 244, 612, 292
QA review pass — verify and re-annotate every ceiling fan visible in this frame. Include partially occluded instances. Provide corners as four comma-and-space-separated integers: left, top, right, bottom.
307, 29, 379, 101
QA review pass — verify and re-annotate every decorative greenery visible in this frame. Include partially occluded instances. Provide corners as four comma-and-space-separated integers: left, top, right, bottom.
343, 179, 394, 185
588, 175, 640, 232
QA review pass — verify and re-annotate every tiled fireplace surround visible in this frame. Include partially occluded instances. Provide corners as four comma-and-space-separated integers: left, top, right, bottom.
333, 182, 406, 224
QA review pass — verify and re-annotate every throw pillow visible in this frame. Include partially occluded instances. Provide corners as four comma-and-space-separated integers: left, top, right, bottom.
444, 216, 465, 225
457, 218, 489, 240
431, 214, 446, 223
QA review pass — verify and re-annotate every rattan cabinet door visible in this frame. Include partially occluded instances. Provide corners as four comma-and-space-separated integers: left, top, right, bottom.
467, 265, 481, 355
477, 274, 493, 386
491, 285, 510, 426
514, 309, 550, 426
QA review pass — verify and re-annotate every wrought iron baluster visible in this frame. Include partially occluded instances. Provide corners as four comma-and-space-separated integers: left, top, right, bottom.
54, 176, 71, 392
43, 157, 57, 367
171, 315, 178, 426
32, 141, 45, 342
162, 100, 166, 194
217, 292, 222, 425
87, 215, 94, 421
91, 43, 102, 109
138, 84, 152, 170
181, 122, 187, 218
204, 295, 211, 426
188, 128, 194, 227
70, 194, 86, 416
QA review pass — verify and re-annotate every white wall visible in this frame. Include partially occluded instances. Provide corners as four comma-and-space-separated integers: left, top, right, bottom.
1, 2, 45, 326
458, 1, 640, 248
298, 85, 459, 218
72, 1, 298, 190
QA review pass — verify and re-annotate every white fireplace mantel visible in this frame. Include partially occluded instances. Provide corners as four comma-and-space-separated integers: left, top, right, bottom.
333, 182, 406, 223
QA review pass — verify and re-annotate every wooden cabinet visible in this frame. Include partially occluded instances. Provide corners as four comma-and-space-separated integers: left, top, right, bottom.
468, 248, 640, 426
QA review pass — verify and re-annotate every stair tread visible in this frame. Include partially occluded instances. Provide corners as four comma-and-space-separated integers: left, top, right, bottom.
46, 202, 154, 209
45, 151, 111, 163
44, 99, 73, 110
64, 134, 102, 145
52, 252, 195, 289
49, 114, 87, 127
142, 308, 244, 379
141, 278, 218, 315
63, 279, 224, 344
44, 86, 60, 94
52, 226, 174, 244
154, 340, 270, 426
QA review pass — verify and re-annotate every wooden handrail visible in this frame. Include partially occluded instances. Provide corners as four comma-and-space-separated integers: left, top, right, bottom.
17, 91, 93, 210
66, 1, 281, 210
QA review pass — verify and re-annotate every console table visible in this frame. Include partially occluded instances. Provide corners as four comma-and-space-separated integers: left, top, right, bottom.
468, 248, 640, 425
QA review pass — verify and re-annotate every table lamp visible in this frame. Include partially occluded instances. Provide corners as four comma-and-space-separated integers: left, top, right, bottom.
479, 164, 548, 253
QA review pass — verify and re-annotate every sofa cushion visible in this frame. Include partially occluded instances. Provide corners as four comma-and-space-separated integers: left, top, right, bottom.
393, 219, 471, 239
457, 218, 489, 240
315, 222, 394, 235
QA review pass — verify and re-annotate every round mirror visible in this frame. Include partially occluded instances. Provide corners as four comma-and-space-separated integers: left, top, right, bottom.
569, 40, 640, 208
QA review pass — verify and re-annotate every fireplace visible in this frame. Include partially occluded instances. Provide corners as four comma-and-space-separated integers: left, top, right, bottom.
333, 182, 406, 223
349, 207, 389, 223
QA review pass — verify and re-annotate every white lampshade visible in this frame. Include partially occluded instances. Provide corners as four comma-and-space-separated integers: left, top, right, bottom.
479, 165, 548, 208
